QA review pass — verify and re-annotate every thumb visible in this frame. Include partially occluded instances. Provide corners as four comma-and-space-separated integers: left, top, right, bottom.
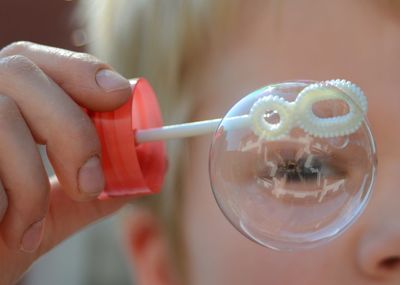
37, 176, 134, 257
0, 177, 134, 284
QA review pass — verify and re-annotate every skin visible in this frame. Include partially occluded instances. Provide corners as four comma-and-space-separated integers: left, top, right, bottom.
127, 0, 400, 284
0, 42, 134, 284
183, 1, 400, 284
2, 0, 400, 284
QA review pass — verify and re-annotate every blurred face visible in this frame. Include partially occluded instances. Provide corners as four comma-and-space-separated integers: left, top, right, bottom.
182, 0, 400, 284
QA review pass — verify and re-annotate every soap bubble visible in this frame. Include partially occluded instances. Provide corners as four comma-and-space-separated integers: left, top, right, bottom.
209, 80, 377, 250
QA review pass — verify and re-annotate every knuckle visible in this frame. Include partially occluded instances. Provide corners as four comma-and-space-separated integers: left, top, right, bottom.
0, 41, 33, 56
71, 51, 99, 63
0, 95, 21, 129
70, 52, 106, 71
0, 54, 39, 76
22, 204, 47, 225
64, 113, 100, 150
17, 181, 49, 221
36, 174, 51, 196
0, 187, 8, 221
34, 193, 50, 219
0, 95, 18, 116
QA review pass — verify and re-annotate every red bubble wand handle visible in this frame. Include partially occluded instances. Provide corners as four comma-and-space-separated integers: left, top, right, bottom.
88, 78, 166, 198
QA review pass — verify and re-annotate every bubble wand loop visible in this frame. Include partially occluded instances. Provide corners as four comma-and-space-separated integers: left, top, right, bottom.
136, 79, 368, 143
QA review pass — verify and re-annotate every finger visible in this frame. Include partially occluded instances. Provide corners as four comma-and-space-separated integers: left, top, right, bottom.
0, 55, 104, 200
0, 41, 131, 111
0, 95, 49, 252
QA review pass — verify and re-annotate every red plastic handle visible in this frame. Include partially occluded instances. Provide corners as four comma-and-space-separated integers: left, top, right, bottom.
87, 78, 166, 198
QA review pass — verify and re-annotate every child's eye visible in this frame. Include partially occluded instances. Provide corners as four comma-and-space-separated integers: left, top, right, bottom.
254, 149, 349, 199
272, 155, 347, 184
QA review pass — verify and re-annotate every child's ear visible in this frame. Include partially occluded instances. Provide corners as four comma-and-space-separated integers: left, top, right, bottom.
123, 207, 180, 285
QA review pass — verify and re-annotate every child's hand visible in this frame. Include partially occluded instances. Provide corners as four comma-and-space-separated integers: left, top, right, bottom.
0, 42, 133, 284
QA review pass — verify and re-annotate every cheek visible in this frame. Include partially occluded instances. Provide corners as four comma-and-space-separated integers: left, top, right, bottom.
182, 136, 257, 283
181, 136, 358, 285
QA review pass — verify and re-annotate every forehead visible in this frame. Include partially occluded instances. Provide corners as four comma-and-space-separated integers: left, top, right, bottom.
199, 1, 400, 156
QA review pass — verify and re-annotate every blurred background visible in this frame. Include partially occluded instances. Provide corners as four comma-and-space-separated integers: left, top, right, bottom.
1, 0, 133, 284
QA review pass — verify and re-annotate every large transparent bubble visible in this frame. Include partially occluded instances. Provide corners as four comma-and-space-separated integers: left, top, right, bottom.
209, 80, 377, 250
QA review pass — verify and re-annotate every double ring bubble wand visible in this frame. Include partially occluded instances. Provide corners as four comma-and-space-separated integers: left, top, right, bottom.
136, 79, 367, 142
89, 78, 377, 250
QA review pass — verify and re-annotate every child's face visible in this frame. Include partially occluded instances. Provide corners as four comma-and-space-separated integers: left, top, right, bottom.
182, 1, 400, 284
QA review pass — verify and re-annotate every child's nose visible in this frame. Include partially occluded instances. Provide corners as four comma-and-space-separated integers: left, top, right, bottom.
357, 222, 400, 280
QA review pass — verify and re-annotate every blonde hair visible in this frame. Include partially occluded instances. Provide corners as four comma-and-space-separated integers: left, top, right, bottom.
79, 0, 239, 278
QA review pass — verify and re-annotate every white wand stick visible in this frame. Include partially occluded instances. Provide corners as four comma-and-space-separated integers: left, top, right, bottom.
135, 115, 250, 144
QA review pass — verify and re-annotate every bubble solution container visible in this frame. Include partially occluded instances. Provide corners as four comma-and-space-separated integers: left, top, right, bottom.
87, 78, 166, 198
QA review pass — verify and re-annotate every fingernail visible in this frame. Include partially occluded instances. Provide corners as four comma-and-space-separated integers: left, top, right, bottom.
95, 69, 130, 92
78, 156, 104, 196
20, 219, 45, 253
